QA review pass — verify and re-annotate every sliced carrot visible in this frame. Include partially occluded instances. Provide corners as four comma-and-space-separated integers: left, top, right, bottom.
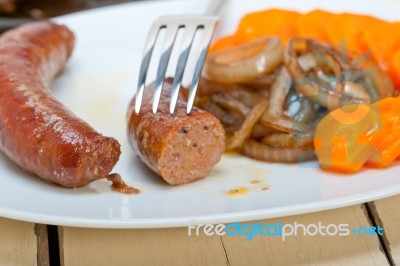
391, 49, 400, 89
365, 98, 400, 167
209, 8, 399, 89
235, 9, 300, 44
326, 13, 385, 54
315, 98, 400, 173
209, 35, 239, 54
363, 22, 400, 73
314, 104, 380, 173
297, 10, 336, 42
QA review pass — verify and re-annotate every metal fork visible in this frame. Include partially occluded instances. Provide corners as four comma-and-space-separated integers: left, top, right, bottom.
134, 0, 227, 114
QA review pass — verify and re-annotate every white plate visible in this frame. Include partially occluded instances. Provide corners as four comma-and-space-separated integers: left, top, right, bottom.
1, 0, 400, 228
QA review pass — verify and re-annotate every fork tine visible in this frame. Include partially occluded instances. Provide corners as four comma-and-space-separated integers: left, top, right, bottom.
169, 25, 197, 114
186, 20, 218, 114
152, 25, 179, 113
135, 22, 162, 114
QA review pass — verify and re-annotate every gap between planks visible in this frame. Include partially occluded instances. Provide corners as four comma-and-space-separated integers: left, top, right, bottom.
0, 218, 49, 266
367, 195, 400, 265
58, 204, 389, 266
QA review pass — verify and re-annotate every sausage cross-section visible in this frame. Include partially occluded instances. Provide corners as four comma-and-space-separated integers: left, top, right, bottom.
127, 80, 225, 185
0, 21, 121, 187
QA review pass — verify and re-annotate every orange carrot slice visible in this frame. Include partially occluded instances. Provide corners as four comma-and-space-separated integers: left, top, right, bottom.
235, 9, 300, 44
315, 98, 400, 173
327, 13, 385, 54
391, 49, 400, 89
314, 104, 380, 173
365, 98, 400, 167
363, 22, 400, 72
209, 35, 239, 54
297, 10, 336, 42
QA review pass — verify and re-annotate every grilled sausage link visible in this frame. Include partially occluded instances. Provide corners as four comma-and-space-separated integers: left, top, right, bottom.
127, 80, 225, 185
0, 21, 121, 187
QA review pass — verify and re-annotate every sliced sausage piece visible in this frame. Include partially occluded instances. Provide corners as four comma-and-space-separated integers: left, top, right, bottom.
127, 80, 225, 185
0, 21, 121, 187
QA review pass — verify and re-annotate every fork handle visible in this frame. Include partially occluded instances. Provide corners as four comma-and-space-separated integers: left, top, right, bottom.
205, 0, 228, 16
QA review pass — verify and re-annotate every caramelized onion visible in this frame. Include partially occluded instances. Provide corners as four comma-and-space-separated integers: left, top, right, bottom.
297, 81, 371, 111
265, 67, 290, 116
251, 124, 279, 138
202, 100, 243, 131
261, 114, 309, 133
204, 37, 284, 83
259, 67, 308, 132
212, 94, 250, 117
197, 78, 239, 96
239, 73, 276, 90
284, 38, 343, 84
196, 36, 395, 164
261, 133, 313, 148
283, 37, 374, 111
226, 87, 262, 107
292, 98, 314, 123
226, 100, 268, 150
357, 58, 395, 99
243, 140, 316, 163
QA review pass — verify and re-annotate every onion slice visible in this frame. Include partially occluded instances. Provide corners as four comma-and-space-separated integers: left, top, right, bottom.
226, 100, 268, 151
204, 37, 284, 83
259, 67, 309, 132
212, 94, 250, 117
243, 140, 315, 163
261, 133, 313, 148
284, 38, 343, 81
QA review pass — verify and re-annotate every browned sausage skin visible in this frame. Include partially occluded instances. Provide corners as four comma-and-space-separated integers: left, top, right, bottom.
127, 80, 225, 185
0, 21, 121, 187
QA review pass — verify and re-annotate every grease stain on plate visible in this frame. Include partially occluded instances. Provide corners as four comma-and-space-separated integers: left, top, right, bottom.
214, 156, 271, 180
249, 179, 270, 192
208, 156, 272, 197
225, 187, 249, 197
69, 70, 128, 129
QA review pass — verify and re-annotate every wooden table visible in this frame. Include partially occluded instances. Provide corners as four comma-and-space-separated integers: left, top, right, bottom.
1, 195, 398, 265
1, 1, 399, 265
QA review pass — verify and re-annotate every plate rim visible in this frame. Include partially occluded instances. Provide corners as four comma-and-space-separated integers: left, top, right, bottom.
1, 183, 400, 228
1, 0, 400, 228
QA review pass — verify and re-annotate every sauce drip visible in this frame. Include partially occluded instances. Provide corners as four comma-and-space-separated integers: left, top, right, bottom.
225, 187, 249, 197
107, 173, 140, 195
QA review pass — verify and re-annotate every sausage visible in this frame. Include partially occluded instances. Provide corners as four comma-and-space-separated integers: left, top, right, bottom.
127, 80, 225, 185
0, 21, 121, 187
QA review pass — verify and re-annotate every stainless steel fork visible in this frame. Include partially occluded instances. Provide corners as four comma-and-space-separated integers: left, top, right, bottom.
134, 0, 227, 114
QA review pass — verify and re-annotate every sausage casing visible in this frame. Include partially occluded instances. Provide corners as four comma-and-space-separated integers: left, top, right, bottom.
0, 22, 121, 187
127, 80, 225, 185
